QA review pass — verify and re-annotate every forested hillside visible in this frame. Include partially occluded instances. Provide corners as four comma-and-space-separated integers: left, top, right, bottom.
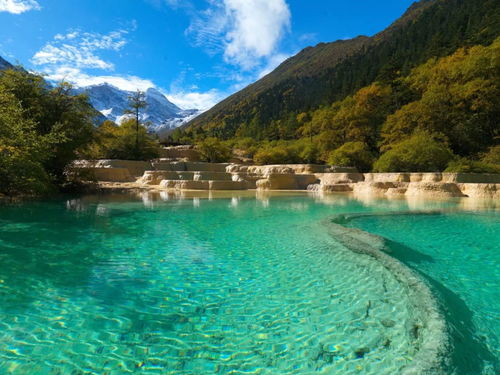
179, 0, 499, 140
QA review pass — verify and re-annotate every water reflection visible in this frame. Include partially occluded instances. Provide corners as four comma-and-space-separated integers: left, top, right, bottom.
64, 191, 498, 214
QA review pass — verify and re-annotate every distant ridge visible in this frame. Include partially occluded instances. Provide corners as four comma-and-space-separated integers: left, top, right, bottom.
183, 0, 500, 139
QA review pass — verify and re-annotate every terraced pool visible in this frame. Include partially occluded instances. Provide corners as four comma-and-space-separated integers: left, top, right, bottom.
0, 192, 497, 374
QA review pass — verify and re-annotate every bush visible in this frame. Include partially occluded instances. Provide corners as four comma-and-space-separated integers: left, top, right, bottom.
85, 120, 160, 161
253, 145, 298, 165
481, 145, 500, 165
289, 139, 320, 164
232, 137, 258, 158
373, 132, 455, 172
445, 159, 500, 173
0, 151, 52, 196
327, 142, 375, 172
196, 137, 231, 162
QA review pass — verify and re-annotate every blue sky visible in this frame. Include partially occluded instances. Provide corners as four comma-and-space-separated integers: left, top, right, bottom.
0, 0, 415, 110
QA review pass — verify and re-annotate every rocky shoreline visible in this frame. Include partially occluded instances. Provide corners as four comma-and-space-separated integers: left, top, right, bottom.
72, 159, 500, 200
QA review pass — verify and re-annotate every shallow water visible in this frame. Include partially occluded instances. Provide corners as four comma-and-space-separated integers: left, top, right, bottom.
0, 192, 497, 374
346, 211, 500, 374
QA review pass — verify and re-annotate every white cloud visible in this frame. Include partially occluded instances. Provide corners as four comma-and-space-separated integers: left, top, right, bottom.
0, 0, 40, 14
223, 0, 291, 68
188, 0, 291, 70
166, 89, 226, 111
32, 28, 156, 92
32, 30, 128, 70
43, 66, 155, 92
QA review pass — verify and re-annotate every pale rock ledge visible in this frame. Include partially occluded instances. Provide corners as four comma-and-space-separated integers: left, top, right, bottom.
71, 160, 500, 198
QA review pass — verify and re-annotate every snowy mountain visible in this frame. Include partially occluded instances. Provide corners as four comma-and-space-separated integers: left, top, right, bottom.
0, 55, 200, 133
76, 83, 200, 132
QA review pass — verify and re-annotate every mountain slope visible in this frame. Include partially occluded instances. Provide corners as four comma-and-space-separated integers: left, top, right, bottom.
77, 83, 199, 132
0, 56, 13, 70
184, 0, 500, 139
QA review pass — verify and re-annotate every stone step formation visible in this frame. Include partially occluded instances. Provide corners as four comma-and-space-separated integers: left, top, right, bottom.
70, 145, 500, 199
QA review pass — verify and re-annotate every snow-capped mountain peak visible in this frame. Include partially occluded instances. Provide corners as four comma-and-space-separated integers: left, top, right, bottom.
76, 83, 200, 133
0, 54, 201, 134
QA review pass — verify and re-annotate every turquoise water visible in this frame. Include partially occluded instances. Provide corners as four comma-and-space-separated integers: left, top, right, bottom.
0, 192, 497, 374
346, 211, 500, 375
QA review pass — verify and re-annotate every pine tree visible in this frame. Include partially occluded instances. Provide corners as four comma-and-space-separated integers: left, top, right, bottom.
124, 90, 147, 159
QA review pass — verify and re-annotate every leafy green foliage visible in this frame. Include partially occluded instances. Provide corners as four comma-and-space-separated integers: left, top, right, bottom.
85, 119, 160, 161
481, 145, 500, 165
373, 132, 455, 172
196, 137, 231, 163
0, 89, 52, 195
0, 69, 96, 195
0, 70, 95, 181
445, 159, 500, 173
253, 145, 297, 165
178, 35, 500, 171
380, 40, 500, 156
327, 142, 375, 172
251, 139, 321, 165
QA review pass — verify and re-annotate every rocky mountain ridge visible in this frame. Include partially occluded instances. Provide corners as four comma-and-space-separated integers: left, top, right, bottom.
75, 83, 200, 133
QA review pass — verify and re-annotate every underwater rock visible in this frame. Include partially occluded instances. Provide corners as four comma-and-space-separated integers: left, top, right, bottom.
381, 319, 396, 328
354, 347, 370, 359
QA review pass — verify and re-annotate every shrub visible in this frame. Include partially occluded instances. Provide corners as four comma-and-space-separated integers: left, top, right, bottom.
373, 132, 455, 172
253, 145, 298, 165
85, 120, 160, 161
327, 142, 375, 172
232, 137, 258, 158
298, 143, 320, 164
481, 145, 500, 165
445, 159, 500, 173
0, 151, 52, 196
196, 137, 231, 162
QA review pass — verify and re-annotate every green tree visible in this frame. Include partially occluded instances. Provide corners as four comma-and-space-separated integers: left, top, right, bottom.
0, 88, 52, 195
374, 132, 455, 172
328, 142, 375, 172
0, 69, 95, 192
124, 90, 148, 159
196, 137, 231, 162
481, 145, 500, 166
253, 143, 299, 165
0, 70, 95, 181
88, 119, 160, 161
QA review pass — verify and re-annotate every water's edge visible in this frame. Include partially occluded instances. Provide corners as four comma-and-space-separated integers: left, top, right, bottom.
326, 211, 450, 375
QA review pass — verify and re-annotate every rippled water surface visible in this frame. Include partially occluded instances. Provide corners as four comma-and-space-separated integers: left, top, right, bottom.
0, 192, 497, 374
347, 211, 500, 374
